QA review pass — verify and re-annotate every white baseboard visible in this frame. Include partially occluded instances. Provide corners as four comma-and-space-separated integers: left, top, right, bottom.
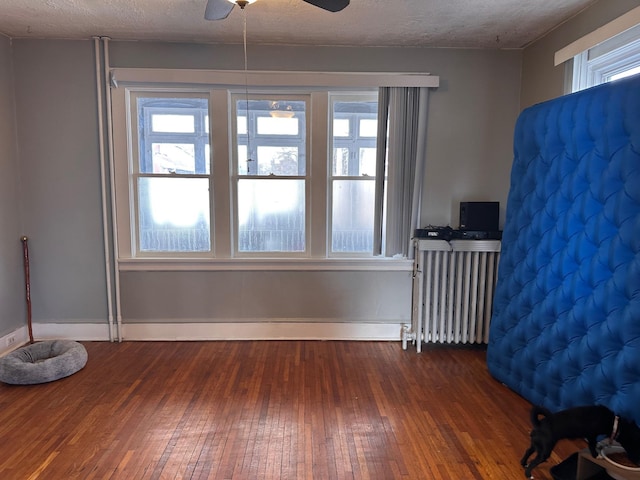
122, 321, 404, 341
2, 321, 405, 345
33, 322, 112, 341
0, 326, 30, 356
1, 323, 111, 355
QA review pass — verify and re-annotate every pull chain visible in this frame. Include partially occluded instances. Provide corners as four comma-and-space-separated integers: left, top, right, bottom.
243, 8, 253, 166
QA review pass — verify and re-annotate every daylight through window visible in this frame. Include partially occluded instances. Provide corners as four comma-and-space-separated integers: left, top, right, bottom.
134, 96, 211, 253
124, 90, 384, 259
572, 24, 640, 92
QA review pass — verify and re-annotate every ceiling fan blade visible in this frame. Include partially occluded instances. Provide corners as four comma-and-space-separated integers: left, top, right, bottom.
302, 0, 350, 13
205, 0, 235, 20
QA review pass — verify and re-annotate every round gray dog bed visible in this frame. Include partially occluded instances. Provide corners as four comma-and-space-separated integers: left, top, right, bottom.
0, 340, 88, 385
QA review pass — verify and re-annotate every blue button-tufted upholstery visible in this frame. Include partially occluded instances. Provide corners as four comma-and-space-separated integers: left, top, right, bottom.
487, 75, 640, 424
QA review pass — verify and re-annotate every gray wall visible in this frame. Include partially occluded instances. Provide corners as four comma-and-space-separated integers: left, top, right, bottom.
120, 271, 410, 323
3, 0, 633, 335
7, 0, 634, 333
109, 42, 522, 228
520, 0, 640, 109
11, 0, 638, 334
0, 35, 26, 337
9, 39, 521, 329
11, 40, 108, 325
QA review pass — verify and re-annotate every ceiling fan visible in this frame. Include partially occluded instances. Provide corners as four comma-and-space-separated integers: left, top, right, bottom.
205, 0, 350, 20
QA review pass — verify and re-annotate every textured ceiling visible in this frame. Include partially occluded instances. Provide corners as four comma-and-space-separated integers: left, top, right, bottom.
0, 0, 597, 49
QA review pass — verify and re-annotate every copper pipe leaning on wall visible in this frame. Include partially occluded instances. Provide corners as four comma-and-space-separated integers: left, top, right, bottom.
21, 236, 34, 344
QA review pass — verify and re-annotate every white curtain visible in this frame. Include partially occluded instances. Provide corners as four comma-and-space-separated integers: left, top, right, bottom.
373, 87, 430, 258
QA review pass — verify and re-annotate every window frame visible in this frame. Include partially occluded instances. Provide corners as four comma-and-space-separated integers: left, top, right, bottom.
109, 69, 438, 269
328, 92, 380, 257
572, 25, 640, 92
230, 93, 312, 258
138, 100, 210, 175
118, 88, 383, 261
117, 89, 217, 259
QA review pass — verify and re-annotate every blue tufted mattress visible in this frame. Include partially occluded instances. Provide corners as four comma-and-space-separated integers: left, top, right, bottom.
487, 74, 640, 425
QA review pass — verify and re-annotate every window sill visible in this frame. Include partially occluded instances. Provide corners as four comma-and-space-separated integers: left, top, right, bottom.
118, 257, 413, 272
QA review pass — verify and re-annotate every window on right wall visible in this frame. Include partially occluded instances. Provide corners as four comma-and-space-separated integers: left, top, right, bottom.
572, 23, 640, 92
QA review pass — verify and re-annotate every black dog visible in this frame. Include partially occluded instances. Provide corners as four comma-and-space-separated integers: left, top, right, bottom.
520, 405, 640, 478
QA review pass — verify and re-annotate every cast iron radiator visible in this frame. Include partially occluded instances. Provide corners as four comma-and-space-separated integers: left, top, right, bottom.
404, 239, 501, 352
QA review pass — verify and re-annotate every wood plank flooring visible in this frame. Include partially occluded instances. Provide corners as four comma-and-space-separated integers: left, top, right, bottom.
0, 341, 583, 479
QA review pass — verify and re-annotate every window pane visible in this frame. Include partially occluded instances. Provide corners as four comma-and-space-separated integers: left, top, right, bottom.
236, 98, 307, 176
238, 145, 249, 174
152, 114, 195, 133
138, 97, 210, 175
331, 99, 378, 177
332, 180, 375, 253
238, 179, 305, 252
333, 147, 350, 176
138, 177, 210, 252
257, 116, 299, 135
572, 26, 640, 92
256, 146, 301, 175
359, 118, 377, 137
333, 118, 350, 137
237, 115, 247, 135
609, 65, 640, 81
330, 97, 379, 255
152, 143, 195, 173
359, 148, 376, 176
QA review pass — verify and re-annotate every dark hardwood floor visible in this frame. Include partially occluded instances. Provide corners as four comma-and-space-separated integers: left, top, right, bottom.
0, 341, 583, 479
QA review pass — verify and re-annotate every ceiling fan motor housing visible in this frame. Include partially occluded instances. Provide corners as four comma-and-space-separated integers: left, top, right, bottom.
207, 0, 350, 20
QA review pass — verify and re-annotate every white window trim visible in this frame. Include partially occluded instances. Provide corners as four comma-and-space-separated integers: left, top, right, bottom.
110, 69, 437, 270
554, 5, 640, 66
127, 90, 214, 257
229, 92, 313, 259
327, 92, 380, 258
110, 68, 439, 89
572, 26, 640, 92
111, 86, 228, 260
117, 257, 413, 272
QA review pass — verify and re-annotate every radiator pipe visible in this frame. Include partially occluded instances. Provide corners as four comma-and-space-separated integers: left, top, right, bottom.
401, 325, 415, 351
94, 37, 115, 342
101, 36, 123, 342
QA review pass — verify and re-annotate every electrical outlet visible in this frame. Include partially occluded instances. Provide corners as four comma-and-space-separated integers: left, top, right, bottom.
6, 334, 16, 347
